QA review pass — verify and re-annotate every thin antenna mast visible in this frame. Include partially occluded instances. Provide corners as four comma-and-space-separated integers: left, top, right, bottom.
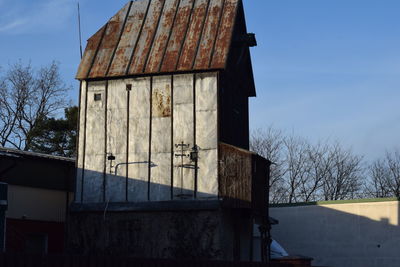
77, 2, 83, 59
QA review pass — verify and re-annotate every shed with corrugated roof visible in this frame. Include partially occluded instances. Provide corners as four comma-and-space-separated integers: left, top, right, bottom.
70, 0, 270, 261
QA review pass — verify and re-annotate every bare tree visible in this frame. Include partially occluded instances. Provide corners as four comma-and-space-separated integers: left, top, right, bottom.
282, 135, 311, 203
251, 127, 364, 203
297, 142, 330, 202
367, 149, 400, 198
322, 143, 363, 200
0, 61, 70, 150
250, 127, 287, 203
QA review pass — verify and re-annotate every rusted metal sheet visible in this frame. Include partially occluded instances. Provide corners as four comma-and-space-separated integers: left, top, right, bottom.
145, 0, 179, 73
108, 0, 150, 77
76, 26, 106, 79
76, 0, 240, 80
177, 0, 209, 71
88, 3, 131, 78
210, 0, 238, 69
160, 0, 194, 73
218, 142, 253, 208
128, 0, 165, 75
193, 0, 224, 70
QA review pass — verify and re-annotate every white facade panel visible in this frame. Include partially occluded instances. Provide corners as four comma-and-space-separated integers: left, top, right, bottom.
173, 74, 195, 199
195, 73, 218, 199
195, 73, 218, 111
150, 76, 172, 201
84, 155, 105, 202
106, 80, 128, 202
196, 110, 218, 150
78, 72, 220, 203
197, 149, 218, 199
173, 74, 193, 105
83, 81, 106, 203
76, 81, 86, 202
150, 152, 172, 201
127, 152, 149, 201
127, 77, 151, 202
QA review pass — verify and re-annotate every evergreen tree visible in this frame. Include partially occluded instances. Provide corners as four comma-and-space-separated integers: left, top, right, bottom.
29, 106, 78, 157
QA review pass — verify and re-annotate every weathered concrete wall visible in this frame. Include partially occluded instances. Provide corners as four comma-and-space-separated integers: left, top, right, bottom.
68, 209, 243, 260
76, 72, 219, 203
270, 199, 400, 267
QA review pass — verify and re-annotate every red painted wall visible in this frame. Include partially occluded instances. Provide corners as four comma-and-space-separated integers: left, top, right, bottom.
6, 218, 65, 254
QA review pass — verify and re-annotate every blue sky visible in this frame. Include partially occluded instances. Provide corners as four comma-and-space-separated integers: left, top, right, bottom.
0, 0, 399, 161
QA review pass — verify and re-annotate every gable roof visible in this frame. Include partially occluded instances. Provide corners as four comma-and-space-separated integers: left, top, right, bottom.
76, 0, 240, 80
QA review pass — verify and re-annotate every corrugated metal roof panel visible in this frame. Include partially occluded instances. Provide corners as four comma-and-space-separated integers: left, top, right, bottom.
193, 0, 224, 70
144, 0, 179, 73
159, 0, 194, 73
76, 0, 240, 80
108, 0, 150, 77
88, 3, 131, 78
176, 0, 209, 71
210, 0, 237, 69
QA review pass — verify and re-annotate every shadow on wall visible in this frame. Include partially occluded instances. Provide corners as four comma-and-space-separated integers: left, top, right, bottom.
74, 167, 218, 203
270, 200, 400, 267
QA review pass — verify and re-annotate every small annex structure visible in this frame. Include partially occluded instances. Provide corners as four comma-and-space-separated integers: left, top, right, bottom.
70, 0, 271, 261
0, 147, 74, 254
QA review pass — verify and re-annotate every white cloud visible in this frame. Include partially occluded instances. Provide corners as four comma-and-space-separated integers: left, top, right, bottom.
0, 18, 27, 32
0, 0, 75, 34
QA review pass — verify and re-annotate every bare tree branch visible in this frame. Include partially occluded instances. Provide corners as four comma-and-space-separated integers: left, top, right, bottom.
0, 61, 71, 150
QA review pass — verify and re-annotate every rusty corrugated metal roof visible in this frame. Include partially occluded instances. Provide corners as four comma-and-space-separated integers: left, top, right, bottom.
76, 0, 240, 80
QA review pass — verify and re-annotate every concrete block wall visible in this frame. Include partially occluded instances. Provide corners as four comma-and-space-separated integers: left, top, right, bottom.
68, 208, 252, 261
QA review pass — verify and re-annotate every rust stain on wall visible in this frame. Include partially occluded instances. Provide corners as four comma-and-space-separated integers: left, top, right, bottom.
152, 85, 171, 117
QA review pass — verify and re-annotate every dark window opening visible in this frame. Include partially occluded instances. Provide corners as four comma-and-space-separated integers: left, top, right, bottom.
94, 93, 102, 101
25, 233, 48, 254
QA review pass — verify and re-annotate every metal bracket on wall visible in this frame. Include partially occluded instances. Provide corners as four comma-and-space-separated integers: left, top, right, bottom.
174, 142, 200, 199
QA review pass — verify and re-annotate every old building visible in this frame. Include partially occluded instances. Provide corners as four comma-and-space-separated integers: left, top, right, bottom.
70, 0, 270, 261
0, 147, 74, 254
